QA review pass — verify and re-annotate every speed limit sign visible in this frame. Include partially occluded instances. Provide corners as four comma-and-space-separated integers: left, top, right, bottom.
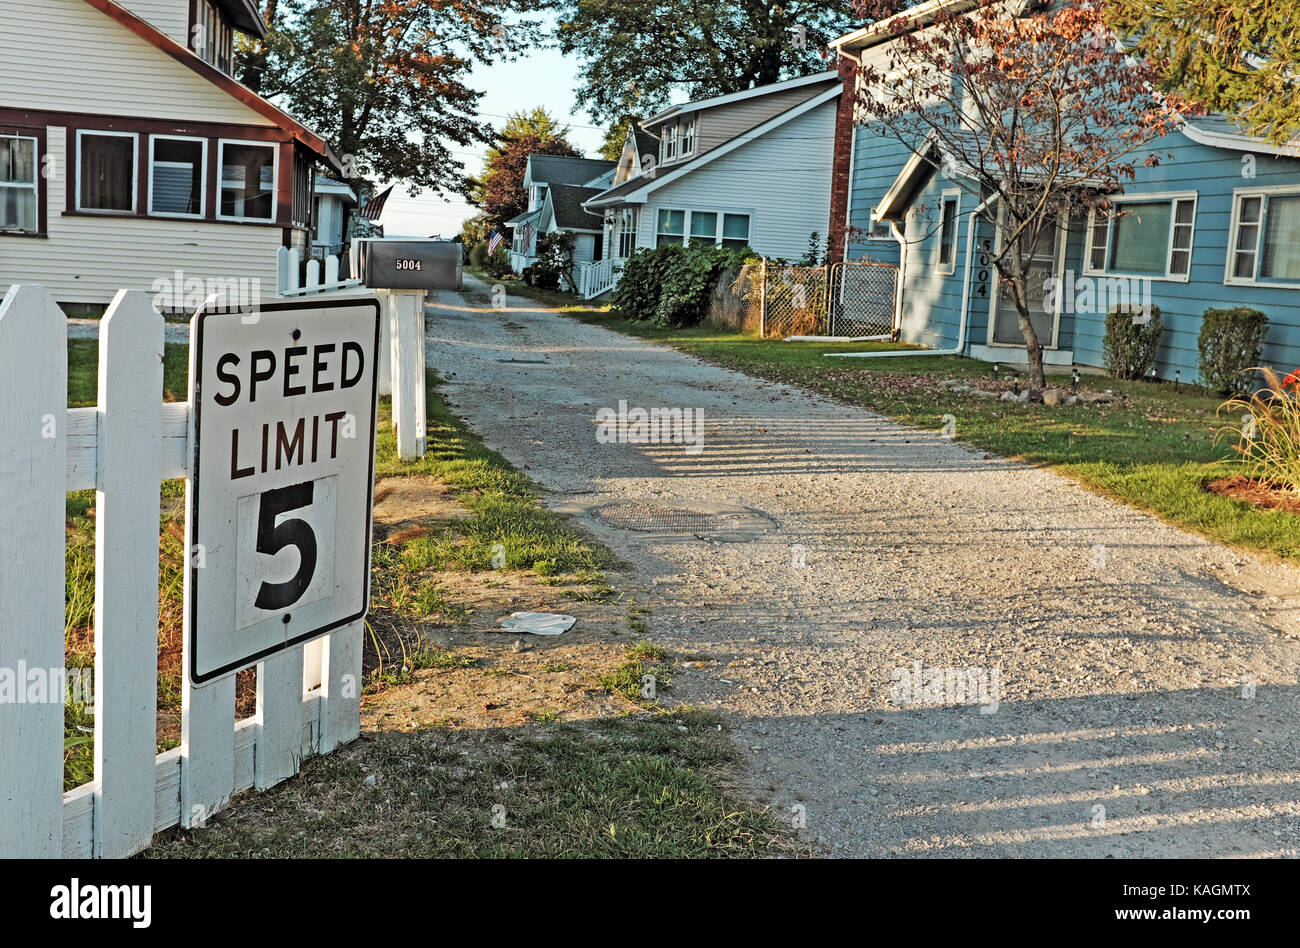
186, 297, 381, 684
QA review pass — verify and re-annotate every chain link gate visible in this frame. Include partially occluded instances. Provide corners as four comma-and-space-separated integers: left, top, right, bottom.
826, 261, 897, 338
759, 260, 898, 339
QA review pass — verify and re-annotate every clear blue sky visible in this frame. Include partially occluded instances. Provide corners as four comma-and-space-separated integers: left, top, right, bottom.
379, 32, 608, 238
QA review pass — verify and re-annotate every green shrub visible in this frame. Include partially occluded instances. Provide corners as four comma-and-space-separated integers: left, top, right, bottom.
1102, 304, 1163, 380
526, 232, 575, 291
469, 241, 488, 269
613, 244, 752, 327
1199, 306, 1269, 395
485, 243, 512, 279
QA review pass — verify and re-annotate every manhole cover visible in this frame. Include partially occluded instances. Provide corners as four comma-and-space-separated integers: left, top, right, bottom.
591, 502, 774, 539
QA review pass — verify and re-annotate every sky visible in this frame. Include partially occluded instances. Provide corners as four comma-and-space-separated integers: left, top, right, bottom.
377, 31, 608, 239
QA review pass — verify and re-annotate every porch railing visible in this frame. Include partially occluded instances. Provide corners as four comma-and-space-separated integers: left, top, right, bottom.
576, 258, 620, 299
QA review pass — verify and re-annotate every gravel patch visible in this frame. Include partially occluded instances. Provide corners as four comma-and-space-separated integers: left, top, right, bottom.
424, 273, 1300, 858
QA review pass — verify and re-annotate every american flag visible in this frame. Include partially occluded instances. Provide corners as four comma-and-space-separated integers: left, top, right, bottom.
520, 221, 535, 249
487, 230, 505, 254
358, 184, 393, 221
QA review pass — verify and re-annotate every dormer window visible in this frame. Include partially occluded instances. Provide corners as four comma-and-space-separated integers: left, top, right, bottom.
663, 125, 678, 162
680, 118, 696, 157
191, 0, 236, 75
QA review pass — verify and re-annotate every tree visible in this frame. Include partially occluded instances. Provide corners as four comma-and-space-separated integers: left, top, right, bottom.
853, 0, 1185, 387
1103, 0, 1300, 145
236, 0, 542, 197
599, 115, 639, 161
556, 0, 858, 125
470, 108, 582, 228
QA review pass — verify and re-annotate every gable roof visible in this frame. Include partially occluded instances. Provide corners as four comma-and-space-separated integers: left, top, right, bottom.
504, 208, 541, 228
210, 0, 266, 38
584, 85, 842, 208
524, 155, 616, 189
81, 0, 341, 172
1182, 114, 1300, 157
547, 184, 604, 231
642, 70, 839, 127
633, 128, 659, 156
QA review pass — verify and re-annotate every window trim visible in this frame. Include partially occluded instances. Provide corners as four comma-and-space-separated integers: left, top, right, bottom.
75, 129, 139, 215
654, 205, 752, 250
216, 137, 279, 223
663, 125, 678, 163
1083, 190, 1198, 283
0, 129, 43, 238
148, 134, 208, 219
935, 188, 960, 275
1225, 185, 1300, 289
680, 118, 696, 157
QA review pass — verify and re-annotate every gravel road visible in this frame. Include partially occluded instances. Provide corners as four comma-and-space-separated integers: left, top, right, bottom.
426, 272, 1300, 858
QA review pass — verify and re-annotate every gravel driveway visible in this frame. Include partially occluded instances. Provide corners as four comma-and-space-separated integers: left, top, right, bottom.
426, 273, 1300, 858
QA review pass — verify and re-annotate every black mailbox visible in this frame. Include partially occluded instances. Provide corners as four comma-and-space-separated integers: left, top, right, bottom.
354, 239, 463, 291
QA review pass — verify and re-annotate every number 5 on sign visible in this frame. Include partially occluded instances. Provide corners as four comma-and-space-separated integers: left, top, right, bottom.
187, 298, 380, 684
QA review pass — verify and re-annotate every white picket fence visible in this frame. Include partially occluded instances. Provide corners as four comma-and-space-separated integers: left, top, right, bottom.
276, 246, 362, 298
0, 284, 364, 858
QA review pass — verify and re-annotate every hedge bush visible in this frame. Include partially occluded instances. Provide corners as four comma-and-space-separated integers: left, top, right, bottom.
485, 243, 512, 279
1102, 304, 1163, 379
1198, 306, 1269, 395
468, 241, 489, 269
612, 244, 753, 327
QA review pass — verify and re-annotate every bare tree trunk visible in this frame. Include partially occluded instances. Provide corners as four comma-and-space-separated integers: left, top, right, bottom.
1002, 254, 1047, 389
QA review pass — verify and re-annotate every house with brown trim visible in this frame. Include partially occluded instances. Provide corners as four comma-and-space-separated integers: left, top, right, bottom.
0, 0, 344, 310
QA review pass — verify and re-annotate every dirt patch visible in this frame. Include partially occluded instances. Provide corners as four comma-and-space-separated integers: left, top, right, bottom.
373, 475, 468, 525
1206, 476, 1300, 514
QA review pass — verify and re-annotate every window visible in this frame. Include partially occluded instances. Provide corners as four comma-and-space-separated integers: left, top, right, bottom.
78, 131, 137, 213
656, 208, 684, 246
663, 125, 678, 162
680, 118, 696, 157
192, 0, 234, 74
1085, 194, 1197, 280
865, 219, 893, 241
149, 136, 205, 217
936, 192, 959, 273
218, 140, 277, 221
0, 134, 38, 234
618, 208, 638, 257
689, 211, 717, 247
721, 213, 750, 250
1228, 189, 1300, 285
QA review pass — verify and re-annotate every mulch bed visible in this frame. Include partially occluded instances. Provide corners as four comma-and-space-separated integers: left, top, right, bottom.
1205, 476, 1300, 514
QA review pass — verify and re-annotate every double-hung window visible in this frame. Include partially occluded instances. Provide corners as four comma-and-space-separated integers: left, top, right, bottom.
656, 208, 684, 246
1085, 193, 1196, 280
78, 130, 138, 214
149, 135, 206, 218
1227, 188, 1300, 286
218, 140, 277, 222
663, 125, 678, 162
618, 208, 638, 258
680, 119, 696, 157
0, 133, 39, 234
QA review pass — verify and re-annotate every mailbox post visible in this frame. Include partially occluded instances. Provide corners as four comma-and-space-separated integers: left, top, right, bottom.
353, 239, 463, 460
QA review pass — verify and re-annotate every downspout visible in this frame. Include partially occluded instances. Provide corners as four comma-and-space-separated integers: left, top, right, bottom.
827, 192, 993, 359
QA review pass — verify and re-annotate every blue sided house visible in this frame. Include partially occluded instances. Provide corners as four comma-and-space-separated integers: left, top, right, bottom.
829, 8, 1300, 382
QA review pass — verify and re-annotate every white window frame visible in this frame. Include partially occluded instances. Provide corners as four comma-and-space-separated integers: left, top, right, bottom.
935, 188, 960, 275
1083, 190, 1198, 283
75, 129, 139, 215
1225, 185, 1300, 289
680, 118, 696, 157
148, 134, 207, 219
663, 125, 678, 162
216, 138, 279, 223
0, 132, 40, 235
654, 206, 752, 250
617, 208, 639, 258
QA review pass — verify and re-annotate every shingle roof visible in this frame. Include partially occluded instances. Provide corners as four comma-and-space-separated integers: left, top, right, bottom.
633, 128, 659, 157
548, 184, 604, 230
526, 155, 616, 188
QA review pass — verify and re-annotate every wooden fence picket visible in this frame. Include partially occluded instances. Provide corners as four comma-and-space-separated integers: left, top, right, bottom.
255, 646, 304, 790
0, 285, 67, 857
92, 289, 163, 857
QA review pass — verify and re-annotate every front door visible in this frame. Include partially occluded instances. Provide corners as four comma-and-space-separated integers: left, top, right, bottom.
990, 216, 1062, 348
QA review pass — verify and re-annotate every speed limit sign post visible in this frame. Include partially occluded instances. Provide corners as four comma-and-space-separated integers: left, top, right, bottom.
185, 297, 381, 684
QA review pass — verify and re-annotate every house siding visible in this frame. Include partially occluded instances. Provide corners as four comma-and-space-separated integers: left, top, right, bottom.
636, 100, 837, 260
0, 0, 274, 126
116, 0, 190, 43
690, 83, 836, 155
0, 125, 283, 306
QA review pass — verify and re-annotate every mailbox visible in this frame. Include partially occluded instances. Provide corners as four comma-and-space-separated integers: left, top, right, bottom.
353, 238, 463, 291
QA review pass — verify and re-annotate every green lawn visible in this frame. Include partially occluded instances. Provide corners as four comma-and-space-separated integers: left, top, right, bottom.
488, 278, 1300, 561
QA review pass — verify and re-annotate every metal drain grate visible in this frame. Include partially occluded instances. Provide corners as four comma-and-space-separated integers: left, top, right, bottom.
593, 503, 733, 534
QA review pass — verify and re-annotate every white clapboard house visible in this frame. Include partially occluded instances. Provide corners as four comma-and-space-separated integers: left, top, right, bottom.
0, 0, 345, 310
575, 72, 843, 298
506, 153, 615, 274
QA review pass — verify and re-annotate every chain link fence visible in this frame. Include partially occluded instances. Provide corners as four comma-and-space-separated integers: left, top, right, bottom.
742, 260, 898, 339
826, 262, 897, 338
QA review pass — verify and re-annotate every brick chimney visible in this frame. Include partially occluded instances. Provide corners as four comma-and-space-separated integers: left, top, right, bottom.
827, 55, 858, 264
